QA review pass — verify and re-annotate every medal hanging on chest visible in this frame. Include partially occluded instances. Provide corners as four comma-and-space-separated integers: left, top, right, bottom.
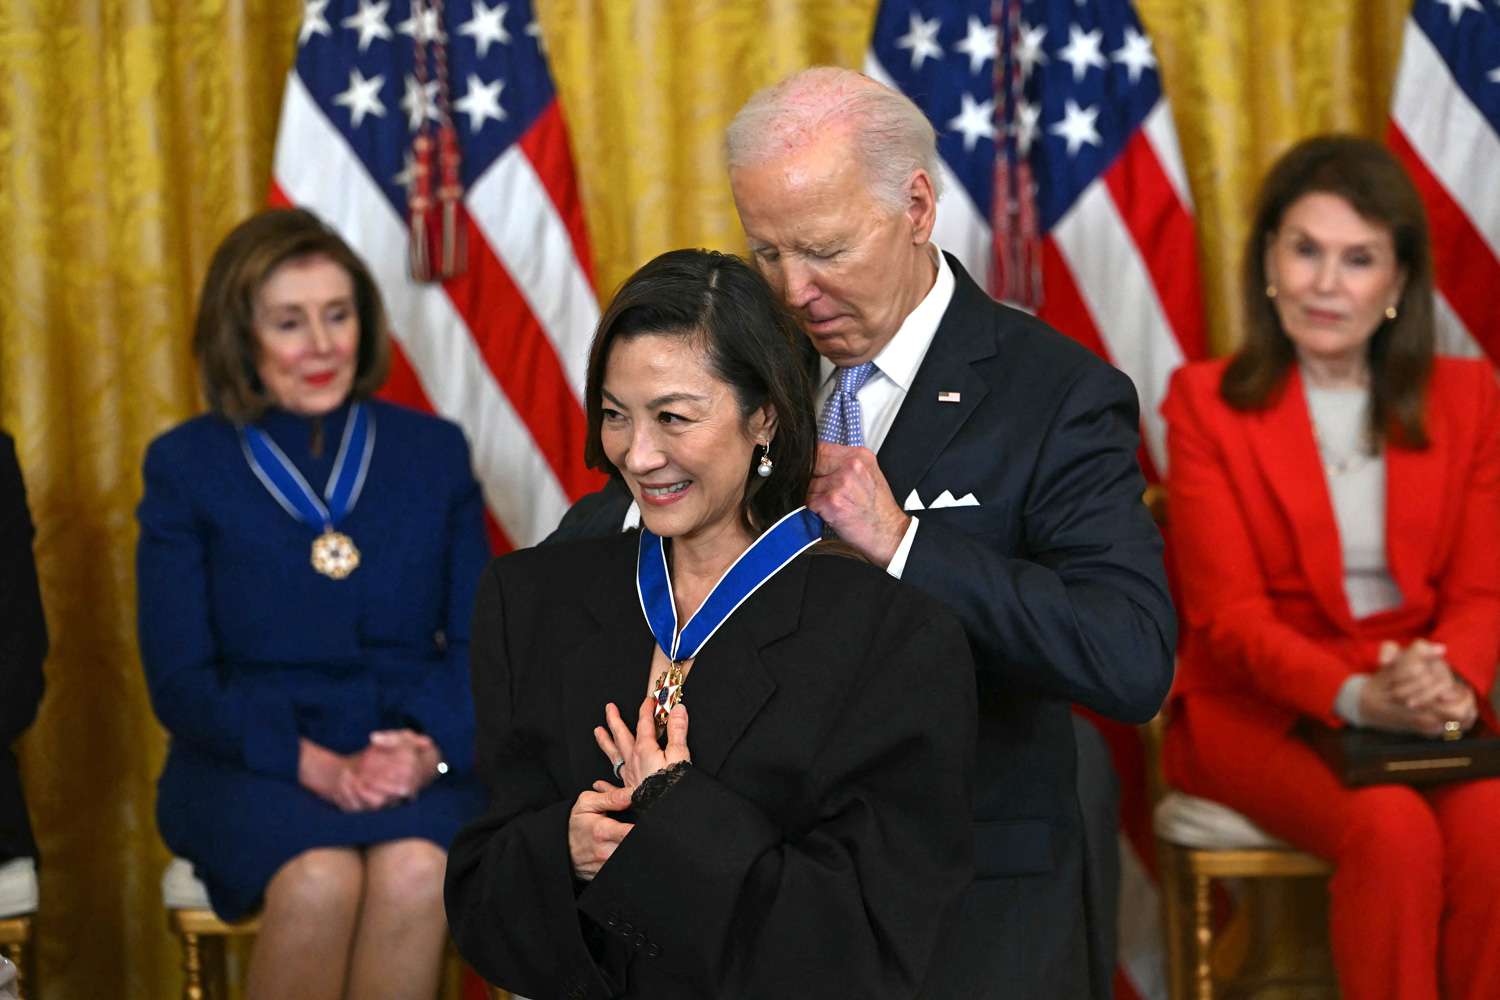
636, 507, 824, 736
240, 404, 375, 580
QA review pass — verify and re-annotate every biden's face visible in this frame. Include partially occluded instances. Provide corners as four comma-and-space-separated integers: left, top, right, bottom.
731, 133, 935, 368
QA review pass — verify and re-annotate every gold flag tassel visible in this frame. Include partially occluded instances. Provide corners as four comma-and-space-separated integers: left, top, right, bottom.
436, 120, 467, 278
406, 0, 467, 283
407, 131, 434, 281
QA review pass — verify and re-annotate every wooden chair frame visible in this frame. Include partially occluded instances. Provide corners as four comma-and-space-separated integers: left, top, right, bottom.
1155, 837, 1332, 1000
166, 908, 259, 1000
1146, 713, 1337, 1000
165, 906, 508, 1000
1141, 489, 1336, 999
0, 916, 31, 1000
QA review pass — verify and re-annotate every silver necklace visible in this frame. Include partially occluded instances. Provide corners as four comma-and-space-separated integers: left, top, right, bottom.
1310, 419, 1375, 477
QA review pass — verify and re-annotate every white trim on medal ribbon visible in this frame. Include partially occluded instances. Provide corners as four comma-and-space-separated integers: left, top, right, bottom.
636, 506, 823, 663
241, 433, 329, 525
325, 405, 375, 513
240, 403, 373, 530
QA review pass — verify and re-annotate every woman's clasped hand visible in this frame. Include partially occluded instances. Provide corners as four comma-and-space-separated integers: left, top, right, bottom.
570, 697, 692, 880
1360, 639, 1479, 737
298, 729, 444, 812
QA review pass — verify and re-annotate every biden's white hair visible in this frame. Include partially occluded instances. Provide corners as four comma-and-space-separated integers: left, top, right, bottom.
725, 66, 943, 213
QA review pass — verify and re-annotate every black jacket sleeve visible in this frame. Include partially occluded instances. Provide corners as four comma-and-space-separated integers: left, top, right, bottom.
446, 564, 620, 997
1, 432, 46, 863
0, 432, 46, 744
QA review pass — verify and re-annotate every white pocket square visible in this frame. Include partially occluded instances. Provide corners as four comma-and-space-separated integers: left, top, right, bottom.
906, 489, 979, 511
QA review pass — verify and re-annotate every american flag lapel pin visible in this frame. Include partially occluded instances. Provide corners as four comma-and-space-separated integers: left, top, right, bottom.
937, 390, 961, 403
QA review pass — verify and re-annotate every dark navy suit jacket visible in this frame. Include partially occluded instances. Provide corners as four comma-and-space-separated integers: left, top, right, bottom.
886, 256, 1174, 998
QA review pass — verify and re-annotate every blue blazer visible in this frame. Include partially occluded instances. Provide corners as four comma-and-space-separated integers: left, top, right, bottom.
137, 399, 489, 918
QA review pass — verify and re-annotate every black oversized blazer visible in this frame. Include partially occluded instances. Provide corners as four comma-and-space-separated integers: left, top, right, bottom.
445, 531, 976, 1000
0, 431, 46, 863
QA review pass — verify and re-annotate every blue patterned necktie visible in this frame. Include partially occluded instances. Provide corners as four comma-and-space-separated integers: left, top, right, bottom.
818, 362, 877, 447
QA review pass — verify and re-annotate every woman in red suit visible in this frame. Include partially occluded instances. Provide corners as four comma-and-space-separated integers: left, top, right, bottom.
1163, 135, 1500, 1000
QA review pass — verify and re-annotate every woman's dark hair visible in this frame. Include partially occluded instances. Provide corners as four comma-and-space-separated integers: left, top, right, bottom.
583, 248, 817, 535
1223, 134, 1434, 447
193, 208, 391, 422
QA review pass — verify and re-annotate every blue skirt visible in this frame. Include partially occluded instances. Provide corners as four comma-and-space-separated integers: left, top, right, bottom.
158, 744, 486, 921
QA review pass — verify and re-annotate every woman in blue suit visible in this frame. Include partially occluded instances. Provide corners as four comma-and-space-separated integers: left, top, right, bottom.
137, 209, 488, 1000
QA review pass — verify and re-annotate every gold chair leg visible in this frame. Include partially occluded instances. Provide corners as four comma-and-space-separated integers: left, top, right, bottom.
1156, 842, 1189, 1000
5, 939, 26, 1000
180, 930, 205, 1000
1192, 873, 1214, 1000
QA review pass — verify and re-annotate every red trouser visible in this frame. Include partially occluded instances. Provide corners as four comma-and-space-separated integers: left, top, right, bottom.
1165, 693, 1500, 1000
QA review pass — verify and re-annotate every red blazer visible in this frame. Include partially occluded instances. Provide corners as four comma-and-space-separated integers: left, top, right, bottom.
1163, 357, 1500, 732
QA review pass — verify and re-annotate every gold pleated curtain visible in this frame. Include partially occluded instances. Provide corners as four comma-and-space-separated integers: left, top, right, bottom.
0, 2, 1407, 996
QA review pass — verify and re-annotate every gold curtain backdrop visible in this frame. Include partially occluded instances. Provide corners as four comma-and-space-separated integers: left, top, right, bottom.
0, 1, 1406, 995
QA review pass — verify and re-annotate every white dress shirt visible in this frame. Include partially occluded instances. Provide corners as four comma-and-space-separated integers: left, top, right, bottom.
813, 245, 955, 578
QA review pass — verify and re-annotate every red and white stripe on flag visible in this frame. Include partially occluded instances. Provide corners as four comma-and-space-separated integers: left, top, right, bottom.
270, 1, 603, 555
1387, 0, 1500, 365
867, 1, 1204, 997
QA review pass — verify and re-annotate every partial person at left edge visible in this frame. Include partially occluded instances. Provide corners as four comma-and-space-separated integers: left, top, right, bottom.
136, 209, 488, 1000
1, 430, 47, 873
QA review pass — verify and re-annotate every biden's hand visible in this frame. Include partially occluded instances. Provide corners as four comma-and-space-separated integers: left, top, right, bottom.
808, 442, 910, 567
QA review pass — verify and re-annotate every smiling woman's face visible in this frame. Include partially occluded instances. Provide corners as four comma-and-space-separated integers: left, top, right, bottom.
1264, 191, 1406, 370
599, 332, 771, 545
252, 254, 359, 416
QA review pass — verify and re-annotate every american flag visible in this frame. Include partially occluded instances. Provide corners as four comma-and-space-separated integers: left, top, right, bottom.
867, 2, 1206, 998
1388, 0, 1500, 365
271, 0, 603, 554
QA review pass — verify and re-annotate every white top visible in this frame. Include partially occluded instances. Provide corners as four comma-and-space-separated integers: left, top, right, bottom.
1304, 383, 1402, 619
1305, 381, 1403, 725
813, 245, 956, 578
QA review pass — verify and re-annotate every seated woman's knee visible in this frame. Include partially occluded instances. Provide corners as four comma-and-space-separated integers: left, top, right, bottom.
1434, 778, 1500, 881
367, 839, 446, 905
1342, 785, 1442, 865
266, 848, 364, 914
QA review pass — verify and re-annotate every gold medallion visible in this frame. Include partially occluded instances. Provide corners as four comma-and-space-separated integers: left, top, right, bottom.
651, 660, 687, 738
311, 528, 361, 580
